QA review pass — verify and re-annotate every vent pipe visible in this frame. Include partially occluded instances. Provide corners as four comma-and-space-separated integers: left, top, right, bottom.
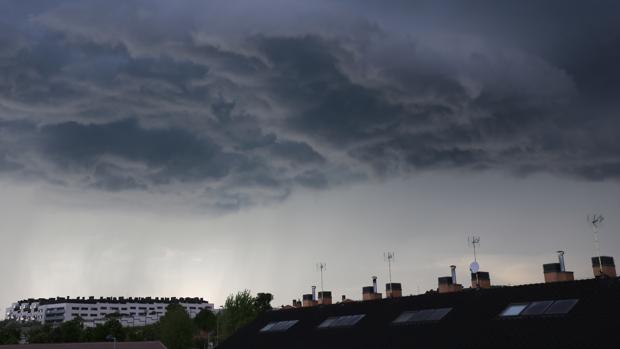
450, 265, 457, 284
557, 251, 565, 272
311, 286, 316, 301
372, 276, 378, 293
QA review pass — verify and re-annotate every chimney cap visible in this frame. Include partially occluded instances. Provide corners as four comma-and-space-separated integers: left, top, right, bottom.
543, 263, 562, 273
471, 271, 490, 280
362, 286, 375, 294
438, 276, 453, 285
318, 291, 332, 298
302, 294, 313, 301
592, 256, 615, 267
386, 283, 402, 291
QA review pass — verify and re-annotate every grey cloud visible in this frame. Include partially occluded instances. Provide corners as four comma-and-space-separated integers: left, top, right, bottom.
0, 0, 619, 210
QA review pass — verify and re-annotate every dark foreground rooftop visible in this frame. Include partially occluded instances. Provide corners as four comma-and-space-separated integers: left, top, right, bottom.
0, 342, 166, 349
218, 277, 620, 349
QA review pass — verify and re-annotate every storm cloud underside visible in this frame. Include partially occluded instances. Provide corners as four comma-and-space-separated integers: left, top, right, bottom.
1, 0, 620, 211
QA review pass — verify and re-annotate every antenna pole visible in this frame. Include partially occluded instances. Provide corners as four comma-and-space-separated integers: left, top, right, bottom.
384, 252, 395, 296
317, 263, 326, 294
589, 215, 604, 275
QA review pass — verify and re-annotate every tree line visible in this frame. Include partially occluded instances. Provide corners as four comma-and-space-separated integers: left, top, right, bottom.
0, 291, 272, 349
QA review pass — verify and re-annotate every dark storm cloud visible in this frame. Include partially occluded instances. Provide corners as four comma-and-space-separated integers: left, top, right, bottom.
0, 0, 619, 209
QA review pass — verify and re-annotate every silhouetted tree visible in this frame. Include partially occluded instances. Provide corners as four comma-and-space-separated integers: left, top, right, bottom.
159, 304, 193, 349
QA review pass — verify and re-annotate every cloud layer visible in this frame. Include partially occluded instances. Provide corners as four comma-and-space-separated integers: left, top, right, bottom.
1, 0, 619, 210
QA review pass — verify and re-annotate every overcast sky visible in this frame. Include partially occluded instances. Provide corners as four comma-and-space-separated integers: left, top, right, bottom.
1, 0, 620, 311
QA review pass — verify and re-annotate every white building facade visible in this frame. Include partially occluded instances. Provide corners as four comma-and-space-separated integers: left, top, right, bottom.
5, 296, 214, 328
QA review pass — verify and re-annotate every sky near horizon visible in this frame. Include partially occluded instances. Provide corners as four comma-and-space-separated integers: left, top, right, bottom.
1, 0, 620, 312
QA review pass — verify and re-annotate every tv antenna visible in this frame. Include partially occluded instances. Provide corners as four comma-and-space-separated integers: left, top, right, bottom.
468, 236, 481, 287
588, 214, 605, 275
384, 252, 395, 294
316, 263, 327, 294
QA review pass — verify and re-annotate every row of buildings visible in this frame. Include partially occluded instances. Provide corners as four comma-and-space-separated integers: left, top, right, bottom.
4, 296, 214, 328
218, 254, 619, 349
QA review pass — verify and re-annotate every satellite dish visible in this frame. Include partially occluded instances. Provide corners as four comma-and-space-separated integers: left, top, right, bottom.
469, 261, 480, 273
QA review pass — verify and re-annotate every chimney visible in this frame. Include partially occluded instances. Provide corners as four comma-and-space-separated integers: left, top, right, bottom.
302, 294, 315, 307
592, 256, 617, 278
318, 291, 332, 305
341, 295, 346, 302
438, 266, 464, 293
385, 283, 402, 298
557, 251, 566, 271
362, 284, 382, 301
372, 276, 378, 293
543, 252, 574, 283
311, 286, 316, 301
470, 271, 491, 289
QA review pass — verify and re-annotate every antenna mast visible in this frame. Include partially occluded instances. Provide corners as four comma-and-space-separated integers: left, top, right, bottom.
468, 235, 481, 262
316, 262, 327, 294
468, 235, 481, 287
384, 252, 395, 295
588, 214, 605, 275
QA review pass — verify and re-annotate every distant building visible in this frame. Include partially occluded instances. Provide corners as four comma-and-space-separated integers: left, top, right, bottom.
5, 296, 213, 327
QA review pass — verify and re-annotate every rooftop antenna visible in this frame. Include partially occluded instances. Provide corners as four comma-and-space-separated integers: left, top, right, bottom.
588, 214, 605, 275
384, 252, 395, 296
468, 235, 481, 287
316, 263, 327, 294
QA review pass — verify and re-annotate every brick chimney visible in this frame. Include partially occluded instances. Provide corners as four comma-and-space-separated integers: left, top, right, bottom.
471, 271, 491, 289
543, 251, 574, 282
385, 283, 402, 298
592, 256, 617, 278
318, 291, 332, 305
438, 265, 464, 293
302, 294, 316, 307
362, 276, 382, 301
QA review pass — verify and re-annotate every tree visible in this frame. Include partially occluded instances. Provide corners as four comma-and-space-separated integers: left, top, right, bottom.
50, 319, 83, 343
219, 290, 259, 340
0, 320, 20, 344
193, 308, 217, 348
159, 304, 193, 349
254, 293, 273, 313
27, 324, 53, 344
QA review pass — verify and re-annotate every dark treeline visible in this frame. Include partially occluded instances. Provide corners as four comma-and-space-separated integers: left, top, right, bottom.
0, 291, 272, 349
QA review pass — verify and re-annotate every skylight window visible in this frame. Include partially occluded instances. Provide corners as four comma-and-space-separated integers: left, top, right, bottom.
499, 299, 579, 318
499, 303, 528, 317
260, 320, 298, 333
318, 314, 365, 328
545, 299, 578, 315
521, 301, 553, 316
392, 308, 452, 324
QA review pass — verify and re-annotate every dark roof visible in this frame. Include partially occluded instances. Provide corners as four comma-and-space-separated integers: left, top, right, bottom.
0, 342, 166, 349
219, 278, 620, 349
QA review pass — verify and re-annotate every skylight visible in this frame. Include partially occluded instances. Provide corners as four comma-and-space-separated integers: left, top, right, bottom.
499, 299, 579, 318
260, 320, 299, 332
545, 299, 578, 315
521, 301, 553, 316
392, 307, 452, 324
499, 303, 529, 317
318, 314, 365, 328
